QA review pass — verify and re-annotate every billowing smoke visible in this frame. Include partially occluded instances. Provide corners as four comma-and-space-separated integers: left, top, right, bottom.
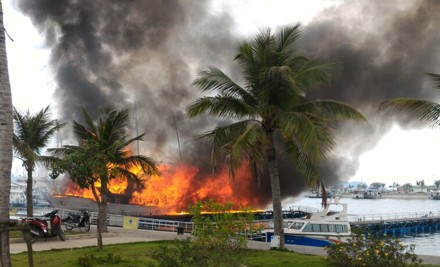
13, 0, 440, 207
298, 0, 440, 186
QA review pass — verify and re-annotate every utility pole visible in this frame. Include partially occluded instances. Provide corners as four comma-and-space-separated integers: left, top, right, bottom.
173, 115, 182, 162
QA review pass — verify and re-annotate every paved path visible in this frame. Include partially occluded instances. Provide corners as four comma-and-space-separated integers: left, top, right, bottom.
10, 227, 440, 265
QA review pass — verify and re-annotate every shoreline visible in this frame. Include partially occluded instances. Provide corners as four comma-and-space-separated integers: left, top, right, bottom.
341, 192, 434, 200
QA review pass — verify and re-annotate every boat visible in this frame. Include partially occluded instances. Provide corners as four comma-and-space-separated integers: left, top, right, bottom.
363, 189, 382, 199
352, 190, 365, 199
429, 190, 440, 200
263, 197, 351, 247
307, 189, 334, 199
352, 189, 382, 199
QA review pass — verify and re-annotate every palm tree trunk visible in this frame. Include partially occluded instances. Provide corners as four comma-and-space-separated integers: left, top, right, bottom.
26, 168, 34, 217
94, 180, 109, 250
100, 182, 108, 233
266, 131, 285, 249
96, 202, 104, 250
0, 1, 14, 265
90, 183, 105, 250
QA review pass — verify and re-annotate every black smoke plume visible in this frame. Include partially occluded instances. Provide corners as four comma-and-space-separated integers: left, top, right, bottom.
13, 0, 440, 208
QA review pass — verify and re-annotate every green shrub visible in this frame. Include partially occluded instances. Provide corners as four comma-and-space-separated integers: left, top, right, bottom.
189, 200, 256, 250
152, 200, 256, 267
77, 253, 122, 266
152, 238, 210, 267
325, 230, 422, 267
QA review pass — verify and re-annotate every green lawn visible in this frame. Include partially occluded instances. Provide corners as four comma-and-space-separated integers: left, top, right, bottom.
11, 241, 328, 267
11, 240, 438, 267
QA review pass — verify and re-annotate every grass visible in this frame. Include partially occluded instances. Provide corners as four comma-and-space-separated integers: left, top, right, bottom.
11, 241, 327, 267
10, 240, 438, 267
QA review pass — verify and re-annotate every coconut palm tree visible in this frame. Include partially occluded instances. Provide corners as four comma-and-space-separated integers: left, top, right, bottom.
0, 1, 14, 265
50, 107, 159, 250
187, 24, 366, 249
13, 106, 65, 217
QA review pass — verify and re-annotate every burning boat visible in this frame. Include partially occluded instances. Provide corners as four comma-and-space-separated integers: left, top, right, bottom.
47, 162, 268, 218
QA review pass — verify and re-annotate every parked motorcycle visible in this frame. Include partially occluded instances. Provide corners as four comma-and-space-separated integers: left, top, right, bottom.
63, 209, 91, 232
21, 209, 66, 243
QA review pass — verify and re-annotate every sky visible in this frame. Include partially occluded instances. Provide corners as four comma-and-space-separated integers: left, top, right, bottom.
3, 0, 440, 188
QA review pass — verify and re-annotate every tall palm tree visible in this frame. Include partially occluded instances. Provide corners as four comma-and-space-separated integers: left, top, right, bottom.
380, 73, 440, 126
187, 24, 366, 249
0, 1, 13, 265
50, 107, 159, 250
13, 106, 65, 217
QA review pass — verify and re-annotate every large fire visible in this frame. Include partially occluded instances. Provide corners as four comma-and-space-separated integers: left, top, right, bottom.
61, 161, 263, 214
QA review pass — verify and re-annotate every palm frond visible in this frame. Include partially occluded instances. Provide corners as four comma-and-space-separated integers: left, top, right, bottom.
284, 136, 321, 185
192, 67, 249, 97
293, 61, 338, 91
228, 124, 267, 177
279, 111, 335, 162
297, 100, 368, 122
275, 23, 301, 53
187, 96, 256, 119
379, 98, 440, 126
426, 73, 440, 88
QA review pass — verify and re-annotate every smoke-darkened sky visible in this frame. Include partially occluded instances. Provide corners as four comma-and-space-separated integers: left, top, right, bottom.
5, 0, 440, 205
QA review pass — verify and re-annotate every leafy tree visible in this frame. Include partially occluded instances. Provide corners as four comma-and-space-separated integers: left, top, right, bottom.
402, 183, 413, 193
416, 180, 425, 191
13, 106, 65, 216
434, 180, 440, 190
370, 182, 385, 190
187, 24, 366, 248
50, 107, 159, 250
0, 1, 13, 265
357, 183, 368, 189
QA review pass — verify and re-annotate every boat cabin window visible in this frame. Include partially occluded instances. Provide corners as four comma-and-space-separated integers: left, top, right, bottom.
302, 223, 348, 233
288, 222, 304, 230
283, 221, 304, 230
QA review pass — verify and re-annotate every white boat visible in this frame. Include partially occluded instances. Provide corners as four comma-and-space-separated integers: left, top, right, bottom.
352, 190, 365, 199
307, 189, 334, 199
264, 197, 351, 247
352, 189, 381, 199
429, 190, 440, 200
363, 189, 382, 199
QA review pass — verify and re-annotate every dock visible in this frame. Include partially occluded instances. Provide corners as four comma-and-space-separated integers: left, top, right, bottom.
348, 211, 440, 236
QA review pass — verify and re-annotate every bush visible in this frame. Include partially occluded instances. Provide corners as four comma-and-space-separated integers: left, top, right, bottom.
77, 253, 122, 267
151, 238, 208, 267
152, 200, 257, 267
325, 230, 422, 267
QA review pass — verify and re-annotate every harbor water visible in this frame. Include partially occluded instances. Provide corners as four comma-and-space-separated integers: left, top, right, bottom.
284, 196, 440, 256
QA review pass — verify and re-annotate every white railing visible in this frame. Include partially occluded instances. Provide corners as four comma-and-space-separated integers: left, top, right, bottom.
348, 211, 440, 223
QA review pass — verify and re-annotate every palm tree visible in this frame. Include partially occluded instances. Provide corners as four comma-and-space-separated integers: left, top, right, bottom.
0, 1, 14, 265
13, 106, 65, 217
187, 24, 366, 249
50, 107, 159, 250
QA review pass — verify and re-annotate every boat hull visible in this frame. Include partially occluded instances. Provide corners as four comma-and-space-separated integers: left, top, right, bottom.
265, 232, 341, 247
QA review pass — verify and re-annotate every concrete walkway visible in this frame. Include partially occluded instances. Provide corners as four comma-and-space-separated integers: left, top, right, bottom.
10, 227, 440, 265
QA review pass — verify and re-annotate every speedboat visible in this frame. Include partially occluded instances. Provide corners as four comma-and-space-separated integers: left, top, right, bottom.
264, 197, 351, 247
429, 190, 440, 200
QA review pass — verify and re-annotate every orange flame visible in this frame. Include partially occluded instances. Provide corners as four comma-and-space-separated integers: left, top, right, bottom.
61, 161, 263, 214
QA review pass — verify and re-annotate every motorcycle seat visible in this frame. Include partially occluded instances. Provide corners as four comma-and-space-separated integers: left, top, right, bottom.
69, 214, 82, 221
